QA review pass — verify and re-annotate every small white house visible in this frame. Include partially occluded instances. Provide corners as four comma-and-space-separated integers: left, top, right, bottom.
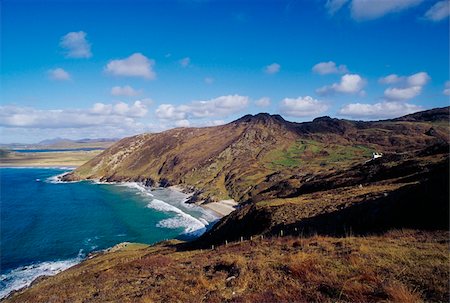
372, 152, 383, 159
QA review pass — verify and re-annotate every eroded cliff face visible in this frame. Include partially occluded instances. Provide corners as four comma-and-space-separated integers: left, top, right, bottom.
63, 108, 449, 203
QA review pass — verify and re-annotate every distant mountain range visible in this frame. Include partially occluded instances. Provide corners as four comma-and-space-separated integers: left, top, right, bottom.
36, 137, 120, 146
0, 138, 120, 150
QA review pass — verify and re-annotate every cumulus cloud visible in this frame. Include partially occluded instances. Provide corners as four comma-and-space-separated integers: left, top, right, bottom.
338, 101, 423, 119
380, 71, 430, 100
443, 81, 450, 96
279, 96, 328, 117
0, 101, 149, 129
325, 0, 349, 15
111, 85, 140, 96
179, 57, 191, 67
105, 53, 156, 79
351, 0, 424, 20
175, 119, 190, 127
312, 61, 348, 75
317, 73, 366, 95
384, 86, 422, 100
424, 0, 449, 21
156, 95, 249, 120
255, 97, 271, 107
48, 68, 71, 81
379, 74, 402, 84
264, 63, 281, 74
60, 31, 92, 58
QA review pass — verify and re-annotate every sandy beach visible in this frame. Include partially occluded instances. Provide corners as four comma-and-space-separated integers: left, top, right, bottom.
201, 199, 237, 217
0, 150, 102, 167
168, 185, 237, 217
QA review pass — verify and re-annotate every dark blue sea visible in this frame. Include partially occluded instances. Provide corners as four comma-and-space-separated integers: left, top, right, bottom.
0, 167, 217, 298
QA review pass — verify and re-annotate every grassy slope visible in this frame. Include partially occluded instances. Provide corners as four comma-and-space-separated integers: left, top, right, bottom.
5, 231, 448, 303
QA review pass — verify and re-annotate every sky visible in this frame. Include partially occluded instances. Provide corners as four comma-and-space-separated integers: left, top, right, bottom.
1, 0, 449, 143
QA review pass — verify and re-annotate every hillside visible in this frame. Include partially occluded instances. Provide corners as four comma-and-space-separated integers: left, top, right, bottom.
5, 231, 449, 303
63, 107, 449, 204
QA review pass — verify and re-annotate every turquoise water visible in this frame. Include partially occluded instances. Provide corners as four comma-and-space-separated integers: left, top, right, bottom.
0, 168, 217, 298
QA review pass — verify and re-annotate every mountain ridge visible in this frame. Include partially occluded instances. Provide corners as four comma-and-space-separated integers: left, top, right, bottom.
63, 107, 449, 204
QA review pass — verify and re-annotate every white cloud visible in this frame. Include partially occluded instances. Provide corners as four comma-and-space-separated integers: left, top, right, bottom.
379, 74, 402, 84
60, 31, 92, 58
264, 63, 281, 74
155, 104, 187, 120
424, 0, 449, 21
380, 72, 430, 87
384, 86, 422, 100
48, 68, 71, 81
351, 0, 424, 21
204, 77, 214, 84
0, 101, 149, 129
325, 0, 349, 15
312, 61, 348, 75
175, 120, 190, 127
279, 96, 328, 117
317, 73, 366, 95
255, 97, 271, 107
406, 72, 430, 86
443, 81, 450, 96
179, 57, 191, 67
91, 100, 148, 117
155, 95, 249, 120
380, 71, 430, 100
105, 53, 156, 79
338, 101, 423, 119
111, 85, 140, 96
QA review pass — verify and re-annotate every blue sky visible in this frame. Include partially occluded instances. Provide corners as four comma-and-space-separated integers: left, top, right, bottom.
1, 0, 449, 143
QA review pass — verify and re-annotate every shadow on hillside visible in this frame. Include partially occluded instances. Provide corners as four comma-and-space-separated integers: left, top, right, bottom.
184, 156, 449, 250
271, 159, 449, 237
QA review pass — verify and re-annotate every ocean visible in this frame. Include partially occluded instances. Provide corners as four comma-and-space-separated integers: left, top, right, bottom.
0, 167, 217, 299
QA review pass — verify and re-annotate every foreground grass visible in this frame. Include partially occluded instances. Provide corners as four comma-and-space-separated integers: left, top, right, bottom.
4, 230, 448, 303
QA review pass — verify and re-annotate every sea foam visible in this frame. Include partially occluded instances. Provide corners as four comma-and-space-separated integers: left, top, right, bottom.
147, 198, 207, 236
45, 172, 78, 184
0, 257, 82, 299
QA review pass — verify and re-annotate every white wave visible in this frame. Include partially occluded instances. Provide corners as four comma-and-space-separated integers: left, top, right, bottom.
0, 258, 81, 299
45, 172, 78, 184
117, 182, 154, 197
148, 198, 207, 236
157, 216, 206, 236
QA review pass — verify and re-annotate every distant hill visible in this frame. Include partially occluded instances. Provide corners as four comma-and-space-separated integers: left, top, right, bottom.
37, 137, 120, 146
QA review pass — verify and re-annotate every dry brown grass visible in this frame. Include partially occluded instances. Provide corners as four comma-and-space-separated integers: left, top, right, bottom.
4, 231, 448, 303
